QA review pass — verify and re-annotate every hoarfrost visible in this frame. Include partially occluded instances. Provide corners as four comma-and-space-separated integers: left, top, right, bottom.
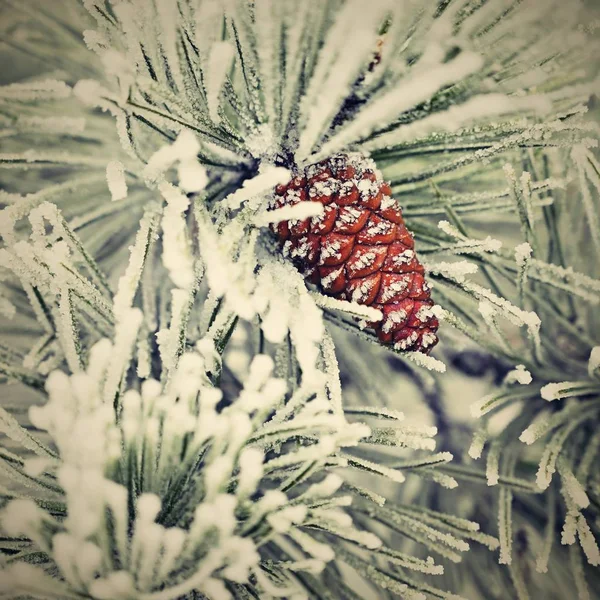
366, 94, 553, 150
224, 167, 290, 210
113, 209, 159, 322
514, 242, 533, 266
504, 365, 532, 386
255, 201, 323, 226
159, 182, 196, 290
178, 159, 208, 194
540, 382, 588, 402
558, 461, 589, 510
0, 79, 71, 101
144, 130, 202, 186
297, 0, 386, 158
320, 51, 484, 157
588, 346, 600, 377
404, 352, 447, 373
3, 0, 598, 597
311, 292, 383, 322
206, 42, 235, 124
426, 260, 478, 283
17, 116, 86, 134
468, 431, 487, 460
106, 161, 128, 201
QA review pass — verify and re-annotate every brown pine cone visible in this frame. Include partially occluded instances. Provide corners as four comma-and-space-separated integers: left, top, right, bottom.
271, 153, 439, 354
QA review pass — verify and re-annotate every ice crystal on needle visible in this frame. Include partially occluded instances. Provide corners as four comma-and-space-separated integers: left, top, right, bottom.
0, 0, 599, 599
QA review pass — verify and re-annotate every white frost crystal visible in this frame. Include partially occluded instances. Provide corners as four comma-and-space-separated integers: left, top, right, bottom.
504, 365, 533, 386
106, 160, 128, 201
514, 242, 533, 266
588, 346, 600, 377
159, 182, 196, 290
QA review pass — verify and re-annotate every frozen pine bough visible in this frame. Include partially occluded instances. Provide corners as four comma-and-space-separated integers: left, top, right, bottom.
0, 0, 600, 599
0, 324, 382, 599
450, 148, 600, 598
1, 0, 598, 362
0, 178, 498, 599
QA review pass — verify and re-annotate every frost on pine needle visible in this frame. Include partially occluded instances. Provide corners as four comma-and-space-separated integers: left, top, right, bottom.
468, 430, 488, 461
254, 200, 324, 227
0, 79, 72, 101
159, 182, 196, 291
223, 166, 291, 211
405, 351, 447, 374
296, 0, 386, 159
310, 292, 384, 323
504, 365, 533, 387
572, 145, 600, 256
113, 208, 161, 323
206, 41, 235, 124
437, 220, 503, 255
106, 160, 128, 202
365, 93, 554, 150
425, 260, 479, 283
588, 346, 600, 378
464, 140, 600, 576
515, 242, 533, 304
539, 381, 600, 402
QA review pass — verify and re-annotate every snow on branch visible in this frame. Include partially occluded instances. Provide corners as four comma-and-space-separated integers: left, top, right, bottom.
318, 50, 484, 158
223, 167, 291, 210
297, 0, 386, 158
437, 220, 503, 255
159, 182, 196, 291
106, 160, 128, 201
365, 93, 554, 151
0, 79, 71, 101
113, 208, 160, 322
254, 201, 323, 226
310, 291, 383, 323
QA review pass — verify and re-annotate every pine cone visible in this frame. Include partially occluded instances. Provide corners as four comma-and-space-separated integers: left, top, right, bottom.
272, 153, 439, 354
